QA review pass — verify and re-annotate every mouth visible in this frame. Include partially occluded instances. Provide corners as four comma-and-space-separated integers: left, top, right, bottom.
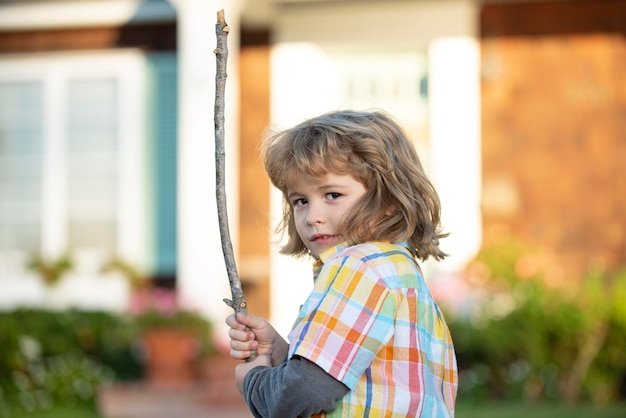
310, 233, 336, 242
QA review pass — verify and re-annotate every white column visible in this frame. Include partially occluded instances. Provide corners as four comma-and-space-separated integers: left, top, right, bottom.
175, 0, 241, 348
268, 44, 341, 338
117, 51, 148, 268
428, 37, 482, 273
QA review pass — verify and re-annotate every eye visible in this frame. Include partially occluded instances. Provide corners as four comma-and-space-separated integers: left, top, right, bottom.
292, 198, 307, 207
326, 192, 341, 201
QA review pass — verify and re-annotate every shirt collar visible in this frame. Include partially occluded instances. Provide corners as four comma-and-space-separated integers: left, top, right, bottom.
311, 240, 415, 275
311, 241, 349, 281
318, 241, 350, 263
310, 240, 415, 280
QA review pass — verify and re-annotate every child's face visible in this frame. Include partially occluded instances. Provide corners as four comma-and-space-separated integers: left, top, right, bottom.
287, 173, 367, 258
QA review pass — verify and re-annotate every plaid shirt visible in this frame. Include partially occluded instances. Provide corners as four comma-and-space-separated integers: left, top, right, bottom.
288, 241, 457, 417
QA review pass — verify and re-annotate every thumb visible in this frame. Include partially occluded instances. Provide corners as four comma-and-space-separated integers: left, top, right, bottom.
236, 312, 261, 330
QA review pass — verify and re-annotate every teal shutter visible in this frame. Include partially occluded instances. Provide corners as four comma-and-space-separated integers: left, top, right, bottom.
146, 53, 178, 278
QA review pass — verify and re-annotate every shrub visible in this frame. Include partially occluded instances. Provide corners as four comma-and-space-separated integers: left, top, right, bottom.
0, 310, 136, 415
0, 307, 203, 415
445, 238, 626, 405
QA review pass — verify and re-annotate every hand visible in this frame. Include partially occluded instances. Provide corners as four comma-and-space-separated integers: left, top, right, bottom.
226, 312, 289, 366
234, 353, 271, 394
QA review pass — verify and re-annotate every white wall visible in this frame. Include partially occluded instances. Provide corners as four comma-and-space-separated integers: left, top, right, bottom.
429, 37, 482, 272
274, 0, 477, 50
0, 0, 177, 30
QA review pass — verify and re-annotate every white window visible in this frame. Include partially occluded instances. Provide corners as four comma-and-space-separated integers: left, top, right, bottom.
0, 51, 147, 283
66, 77, 119, 254
330, 51, 431, 168
0, 81, 43, 254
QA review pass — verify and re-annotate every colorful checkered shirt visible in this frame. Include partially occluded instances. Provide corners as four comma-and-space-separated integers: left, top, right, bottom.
287, 241, 458, 417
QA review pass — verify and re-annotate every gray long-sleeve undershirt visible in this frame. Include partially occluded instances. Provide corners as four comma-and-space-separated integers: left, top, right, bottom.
243, 355, 349, 418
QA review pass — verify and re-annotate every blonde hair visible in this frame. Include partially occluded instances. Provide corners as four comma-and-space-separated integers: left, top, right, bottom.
262, 110, 447, 261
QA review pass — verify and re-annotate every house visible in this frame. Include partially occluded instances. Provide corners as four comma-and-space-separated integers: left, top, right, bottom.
1, 0, 624, 345
0, 0, 180, 313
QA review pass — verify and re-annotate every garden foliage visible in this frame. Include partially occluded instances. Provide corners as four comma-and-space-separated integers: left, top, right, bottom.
445, 238, 626, 405
0, 308, 214, 416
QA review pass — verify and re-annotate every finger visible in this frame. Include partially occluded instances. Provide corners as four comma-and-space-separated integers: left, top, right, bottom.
230, 348, 251, 360
235, 312, 261, 330
230, 339, 259, 358
229, 330, 256, 347
225, 313, 245, 328
229, 335, 259, 360
226, 314, 249, 331
225, 313, 236, 326
228, 327, 254, 343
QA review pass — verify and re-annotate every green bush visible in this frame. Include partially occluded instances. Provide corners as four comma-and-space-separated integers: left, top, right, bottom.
0, 310, 141, 416
0, 307, 217, 416
445, 238, 626, 405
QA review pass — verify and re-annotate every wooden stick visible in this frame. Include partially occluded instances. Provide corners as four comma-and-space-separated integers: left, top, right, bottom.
214, 9, 257, 362
214, 10, 248, 315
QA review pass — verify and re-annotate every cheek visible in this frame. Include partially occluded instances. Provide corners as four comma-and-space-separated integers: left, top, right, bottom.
293, 212, 307, 236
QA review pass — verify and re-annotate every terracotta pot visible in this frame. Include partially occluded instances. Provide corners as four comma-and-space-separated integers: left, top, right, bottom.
142, 328, 199, 387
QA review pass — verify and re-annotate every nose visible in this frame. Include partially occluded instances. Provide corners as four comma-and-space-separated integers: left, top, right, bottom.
305, 202, 325, 226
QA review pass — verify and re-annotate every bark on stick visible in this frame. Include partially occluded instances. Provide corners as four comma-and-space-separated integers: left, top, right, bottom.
214, 10, 248, 315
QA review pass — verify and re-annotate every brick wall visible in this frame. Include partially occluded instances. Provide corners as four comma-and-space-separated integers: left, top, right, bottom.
480, 0, 626, 279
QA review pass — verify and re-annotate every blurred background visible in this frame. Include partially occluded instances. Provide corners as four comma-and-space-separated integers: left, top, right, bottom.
0, 0, 624, 417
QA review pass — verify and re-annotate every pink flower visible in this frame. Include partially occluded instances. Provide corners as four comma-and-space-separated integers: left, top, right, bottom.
128, 288, 178, 318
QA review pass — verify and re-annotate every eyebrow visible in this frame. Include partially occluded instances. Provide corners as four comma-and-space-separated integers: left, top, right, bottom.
287, 183, 351, 197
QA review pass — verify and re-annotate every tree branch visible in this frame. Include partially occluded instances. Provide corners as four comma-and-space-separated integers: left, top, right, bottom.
214, 9, 247, 315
